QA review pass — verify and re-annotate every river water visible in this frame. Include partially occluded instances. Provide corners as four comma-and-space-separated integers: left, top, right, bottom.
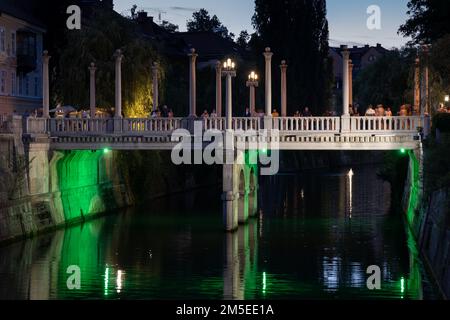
0, 165, 429, 300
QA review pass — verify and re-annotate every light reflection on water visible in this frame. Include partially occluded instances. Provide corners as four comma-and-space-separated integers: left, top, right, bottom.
0, 165, 426, 300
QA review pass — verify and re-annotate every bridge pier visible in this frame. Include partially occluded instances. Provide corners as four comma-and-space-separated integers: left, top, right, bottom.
222, 157, 259, 232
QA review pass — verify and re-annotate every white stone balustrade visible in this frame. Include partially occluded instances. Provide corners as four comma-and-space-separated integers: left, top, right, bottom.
22, 116, 423, 136
0, 115, 11, 133
273, 117, 340, 133
27, 118, 48, 134
350, 116, 420, 133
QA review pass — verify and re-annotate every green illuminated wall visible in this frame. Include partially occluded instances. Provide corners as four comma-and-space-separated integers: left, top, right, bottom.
51, 150, 132, 225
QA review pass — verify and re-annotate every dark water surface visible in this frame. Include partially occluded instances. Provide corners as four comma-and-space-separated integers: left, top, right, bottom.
0, 165, 429, 299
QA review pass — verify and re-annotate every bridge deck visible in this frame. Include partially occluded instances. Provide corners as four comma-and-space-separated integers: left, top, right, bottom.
21, 116, 422, 151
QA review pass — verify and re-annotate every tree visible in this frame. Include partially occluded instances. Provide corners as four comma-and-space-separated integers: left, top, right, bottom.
251, 0, 332, 114
353, 49, 415, 111
56, 8, 160, 117
160, 20, 179, 33
236, 30, 250, 48
399, 0, 450, 44
187, 9, 233, 40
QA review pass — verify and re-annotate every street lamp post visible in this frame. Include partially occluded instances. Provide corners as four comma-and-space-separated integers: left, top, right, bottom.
222, 58, 236, 131
246, 71, 259, 116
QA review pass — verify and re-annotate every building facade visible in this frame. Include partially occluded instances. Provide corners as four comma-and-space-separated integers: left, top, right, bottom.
329, 44, 388, 112
0, 4, 45, 115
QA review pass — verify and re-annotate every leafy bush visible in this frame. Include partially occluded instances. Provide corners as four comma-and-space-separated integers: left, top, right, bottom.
433, 113, 450, 133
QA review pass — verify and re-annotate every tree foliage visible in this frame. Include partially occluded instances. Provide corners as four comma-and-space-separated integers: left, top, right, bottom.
399, 0, 450, 44
354, 49, 415, 111
236, 30, 250, 49
160, 20, 179, 33
55, 9, 160, 117
187, 9, 234, 40
251, 0, 332, 114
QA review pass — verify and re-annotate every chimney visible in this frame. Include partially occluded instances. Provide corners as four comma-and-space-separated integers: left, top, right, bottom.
101, 0, 114, 10
137, 11, 154, 25
137, 11, 148, 22
376, 43, 382, 48
364, 44, 369, 49
353, 46, 358, 49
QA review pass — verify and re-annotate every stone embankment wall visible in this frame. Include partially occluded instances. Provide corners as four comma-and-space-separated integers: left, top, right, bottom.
0, 133, 133, 243
402, 149, 449, 299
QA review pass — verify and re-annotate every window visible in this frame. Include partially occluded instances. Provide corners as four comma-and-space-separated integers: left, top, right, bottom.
34, 77, 38, 97
11, 33, 16, 56
11, 72, 16, 95
368, 55, 376, 62
25, 76, 29, 96
0, 28, 5, 52
0, 71, 6, 94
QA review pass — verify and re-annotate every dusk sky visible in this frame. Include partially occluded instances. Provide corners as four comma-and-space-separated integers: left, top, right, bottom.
114, 0, 411, 48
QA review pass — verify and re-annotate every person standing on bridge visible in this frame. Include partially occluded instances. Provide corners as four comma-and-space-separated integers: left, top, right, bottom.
365, 105, 376, 116
385, 107, 393, 117
303, 107, 312, 117
161, 105, 169, 118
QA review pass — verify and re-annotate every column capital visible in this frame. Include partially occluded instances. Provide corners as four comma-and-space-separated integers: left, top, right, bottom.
215, 60, 222, 72
114, 49, 124, 62
348, 59, 353, 70
341, 46, 350, 60
43, 50, 51, 61
188, 48, 198, 59
263, 47, 273, 60
89, 62, 96, 72
152, 62, 159, 75
280, 60, 288, 70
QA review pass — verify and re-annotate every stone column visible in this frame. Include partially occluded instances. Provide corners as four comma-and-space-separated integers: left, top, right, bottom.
216, 61, 223, 117
263, 48, 273, 117
348, 60, 353, 107
42, 51, 51, 118
414, 57, 420, 115
188, 48, 198, 117
420, 45, 430, 116
280, 60, 288, 117
224, 69, 236, 130
152, 62, 159, 111
424, 58, 431, 115
89, 62, 96, 118
342, 46, 350, 116
114, 49, 123, 118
